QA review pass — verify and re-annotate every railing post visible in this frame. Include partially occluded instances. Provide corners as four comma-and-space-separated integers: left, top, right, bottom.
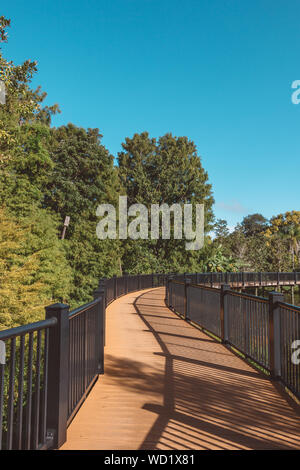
259, 272, 262, 286
100, 278, 107, 344
268, 291, 284, 378
165, 276, 169, 304
93, 285, 105, 373
98, 278, 107, 306
220, 284, 231, 343
184, 278, 191, 320
113, 274, 117, 299
138, 274, 141, 290
152, 272, 154, 288
210, 272, 213, 288
277, 272, 280, 287
45, 303, 69, 449
242, 271, 245, 287
165, 275, 173, 306
123, 272, 128, 294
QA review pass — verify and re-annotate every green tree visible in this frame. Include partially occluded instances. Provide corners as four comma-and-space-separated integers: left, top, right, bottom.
240, 213, 268, 237
0, 207, 43, 329
0, 16, 59, 164
45, 124, 121, 302
265, 211, 300, 271
0, 206, 72, 329
0, 17, 122, 308
0, 15, 60, 217
0, 123, 54, 215
203, 244, 240, 272
213, 219, 230, 241
118, 132, 214, 273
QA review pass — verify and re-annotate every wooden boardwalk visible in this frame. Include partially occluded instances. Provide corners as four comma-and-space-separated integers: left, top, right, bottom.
61, 288, 300, 450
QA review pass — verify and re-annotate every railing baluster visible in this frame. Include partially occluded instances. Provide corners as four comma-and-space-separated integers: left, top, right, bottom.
16, 335, 25, 449
84, 310, 87, 391
33, 330, 42, 449
25, 332, 34, 450
75, 317, 78, 410
7, 337, 16, 450
0, 362, 4, 450
40, 328, 49, 446
80, 315, 84, 400
0, 318, 56, 450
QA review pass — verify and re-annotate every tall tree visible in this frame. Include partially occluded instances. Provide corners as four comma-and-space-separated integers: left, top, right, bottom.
0, 16, 59, 164
45, 124, 121, 302
118, 132, 214, 272
240, 213, 268, 237
265, 211, 300, 271
0, 206, 73, 329
0, 15, 59, 215
214, 219, 230, 240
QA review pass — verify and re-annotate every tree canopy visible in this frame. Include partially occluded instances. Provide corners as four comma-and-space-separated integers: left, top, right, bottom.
0, 15, 299, 328
118, 132, 214, 273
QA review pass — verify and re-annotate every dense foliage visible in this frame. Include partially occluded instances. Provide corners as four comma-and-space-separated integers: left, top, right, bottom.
0, 16, 299, 328
118, 132, 214, 273
212, 211, 300, 273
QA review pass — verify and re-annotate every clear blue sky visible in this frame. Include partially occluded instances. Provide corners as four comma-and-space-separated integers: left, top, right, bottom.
2, 0, 300, 228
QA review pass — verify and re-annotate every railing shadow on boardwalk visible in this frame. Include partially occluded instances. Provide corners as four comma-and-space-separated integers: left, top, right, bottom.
104, 289, 300, 450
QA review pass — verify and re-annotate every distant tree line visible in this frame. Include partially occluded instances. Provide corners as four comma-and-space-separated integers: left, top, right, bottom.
212, 212, 300, 273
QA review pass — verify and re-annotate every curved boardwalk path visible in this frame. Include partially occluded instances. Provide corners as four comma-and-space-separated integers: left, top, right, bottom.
61, 288, 300, 450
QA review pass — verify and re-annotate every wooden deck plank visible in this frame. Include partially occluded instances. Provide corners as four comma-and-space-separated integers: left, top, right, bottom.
61, 287, 300, 450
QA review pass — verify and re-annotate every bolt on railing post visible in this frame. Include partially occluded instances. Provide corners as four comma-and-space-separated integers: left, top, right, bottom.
93, 285, 105, 373
45, 303, 69, 449
268, 291, 284, 378
184, 278, 191, 320
220, 284, 231, 343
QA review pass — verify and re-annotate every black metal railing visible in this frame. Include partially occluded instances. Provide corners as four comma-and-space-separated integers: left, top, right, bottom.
226, 291, 270, 369
0, 318, 57, 450
68, 296, 104, 425
1, 271, 299, 450
105, 273, 167, 307
0, 272, 166, 449
189, 284, 221, 337
185, 271, 300, 287
165, 271, 300, 289
166, 277, 300, 399
0, 295, 105, 450
278, 302, 300, 399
